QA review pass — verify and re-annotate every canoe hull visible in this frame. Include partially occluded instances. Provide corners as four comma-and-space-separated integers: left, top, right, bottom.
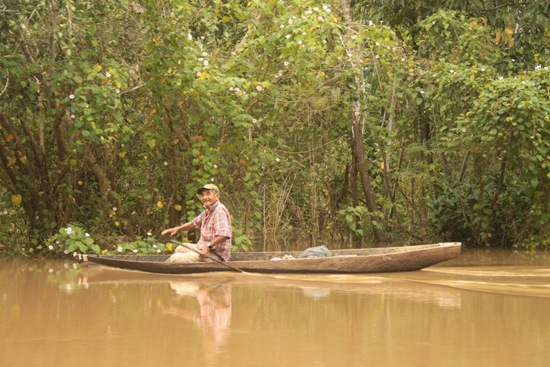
83, 242, 461, 275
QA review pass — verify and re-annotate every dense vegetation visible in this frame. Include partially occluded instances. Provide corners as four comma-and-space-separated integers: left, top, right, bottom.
1, 0, 549, 257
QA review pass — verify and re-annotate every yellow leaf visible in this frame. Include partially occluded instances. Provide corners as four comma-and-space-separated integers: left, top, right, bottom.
94, 64, 103, 71
495, 31, 501, 45
11, 194, 22, 206
157, 201, 164, 208
115, 221, 120, 227
7, 157, 16, 167
150, 109, 157, 115
380, 162, 385, 170
488, 233, 493, 238
175, 204, 182, 211
119, 152, 126, 158
167, 243, 173, 252
101, 249, 108, 255
78, 181, 83, 185
5, 134, 13, 142
504, 27, 514, 35
19, 157, 28, 165
41, 71, 47, 75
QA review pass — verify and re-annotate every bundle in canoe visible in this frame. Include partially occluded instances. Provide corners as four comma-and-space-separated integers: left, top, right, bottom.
81, 242, 461, 275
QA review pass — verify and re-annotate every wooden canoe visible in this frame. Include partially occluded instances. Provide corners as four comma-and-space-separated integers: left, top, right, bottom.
81, 242, 461, 275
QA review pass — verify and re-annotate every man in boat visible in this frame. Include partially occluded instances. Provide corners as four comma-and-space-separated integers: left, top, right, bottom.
162, 183, 232, 263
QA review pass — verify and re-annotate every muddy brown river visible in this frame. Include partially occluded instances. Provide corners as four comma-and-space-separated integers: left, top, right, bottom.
1, 250, 549, 367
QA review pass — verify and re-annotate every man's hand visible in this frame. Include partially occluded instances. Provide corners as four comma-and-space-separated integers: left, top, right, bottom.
161, 227, 179, 236
199, 245, 209, 259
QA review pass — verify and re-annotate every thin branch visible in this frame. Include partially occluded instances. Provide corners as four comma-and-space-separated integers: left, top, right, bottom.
0, 74, 8, 97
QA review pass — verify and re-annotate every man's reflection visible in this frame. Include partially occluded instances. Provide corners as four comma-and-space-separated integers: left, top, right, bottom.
163, 281, 232, 354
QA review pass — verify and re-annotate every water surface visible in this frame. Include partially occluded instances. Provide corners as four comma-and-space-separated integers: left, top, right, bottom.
1, 252, 549, 367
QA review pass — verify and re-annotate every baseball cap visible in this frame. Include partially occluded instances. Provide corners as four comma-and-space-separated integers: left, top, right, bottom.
197, 183, 220, 195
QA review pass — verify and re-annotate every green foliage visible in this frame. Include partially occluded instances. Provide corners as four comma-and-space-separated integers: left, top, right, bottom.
45, 223, 100, 255
1, 1, 549, 255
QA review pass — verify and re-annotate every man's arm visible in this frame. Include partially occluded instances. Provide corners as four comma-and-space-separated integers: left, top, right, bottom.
161, 221, 195, 237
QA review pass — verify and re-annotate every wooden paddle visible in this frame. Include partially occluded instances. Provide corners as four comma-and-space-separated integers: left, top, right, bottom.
169, 240, 248, 274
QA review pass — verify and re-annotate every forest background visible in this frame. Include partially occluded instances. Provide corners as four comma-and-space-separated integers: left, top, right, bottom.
1, 0, 549, 257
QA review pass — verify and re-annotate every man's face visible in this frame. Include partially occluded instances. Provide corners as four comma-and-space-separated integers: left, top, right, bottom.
201, 189, 219, 207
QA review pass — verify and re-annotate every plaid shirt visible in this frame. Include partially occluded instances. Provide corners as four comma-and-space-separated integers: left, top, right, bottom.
192, 201, 232, 261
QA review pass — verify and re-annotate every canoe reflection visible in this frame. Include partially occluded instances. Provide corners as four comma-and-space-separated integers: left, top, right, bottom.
163, 281, 232, 354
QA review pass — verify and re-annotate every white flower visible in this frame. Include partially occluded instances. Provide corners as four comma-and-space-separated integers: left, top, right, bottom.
148, 233, 153, 237
462, 128, 467, 133
288, 19, 293, 24
188, 33, 192, 40
481, 68, 485, 72
152, 244, 157, 248
203, 60, 209, 66
401, 58, 406, 62
117, 246, 122, 252
252, 119, 257, 124
201, 36, 205, 39
325, 8, 331, 13
450, 70, 455, 73
85, 233, 90, 237
235, 87, 240, 92
375, 55, 380, 59
499, 76, 504, 80
157, 249, 161, 253
113, 207, 117, 211
256, 86, 262, 91
433, 74, 437, 77
171, 12, 174, 16
318, 16, 324, 21
522, 81, 526, 84
198, 57, 203, 61
64, 250, 69, 255
132, 249, 138, 253
210, 177, 215, 182
66, 227, 73, 235
69, 94, 75, 99
71, 114, 75, 119
284, 62, 289, 66
420, 91, 425, 94
3, 211, 7, 215
105, 73, 111, 77
323, 40, 327, 44
48, 245, 54, 250
275, 157, 280, 162
214, 164, 218, 168
278, 73, 283, 76
73, 252, 77, 257
375, 42, 380, 46
164, 161, 168, 166
314, 7, 319, 11
48, 269, 53, 273
202, 52, 208, 56
298, 40, 303, 45
432, 21, 436, 25
280, 25, 284, 29
115, 89, 120, 93
286, 34, 291, 39
197, 71, 201, 77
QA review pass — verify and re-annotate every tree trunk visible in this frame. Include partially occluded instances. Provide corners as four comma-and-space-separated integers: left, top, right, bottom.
341, 0, 387, 246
